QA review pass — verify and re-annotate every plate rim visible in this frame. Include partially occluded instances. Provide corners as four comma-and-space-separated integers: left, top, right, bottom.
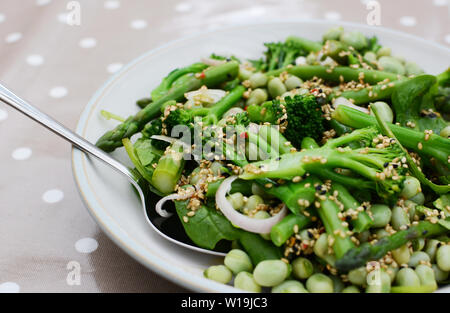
71, 19, 450, 293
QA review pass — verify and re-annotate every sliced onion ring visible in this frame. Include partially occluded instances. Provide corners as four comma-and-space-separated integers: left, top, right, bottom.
155, 189, 195, 218
216, 176, 287, 234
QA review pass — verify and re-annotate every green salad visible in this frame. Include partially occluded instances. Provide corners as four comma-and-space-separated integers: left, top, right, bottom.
96, 26, 450, 293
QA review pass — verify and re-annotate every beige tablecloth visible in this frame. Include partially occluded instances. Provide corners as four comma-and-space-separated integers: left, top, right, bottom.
0, 0, 449, 293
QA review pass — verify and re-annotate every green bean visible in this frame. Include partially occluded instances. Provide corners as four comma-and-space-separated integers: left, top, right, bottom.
268, 65, 400, 85
272, 280, 309, 293
436, 245, 450, 271
424, 239, 440, 262
341, 285, 360, 293
239, 232, 282, 265
234, 272, 261, 292
286, 36, 323, 52
322, 26, 344, 41
253, 260, 290, 287
284, 75, 303, 91
339, 31, 367, 50
270, 213, 311, 247
224, 249, 253, 275
400, 176, 421, 199
249, 72, 268, 89
378, 56, 405, 75
408, 251, 430, 268
366, 270, 391, 293
268, 77, 287, 98
369, 101, 394, 123
431, 264, 449, 282
306, 273, 334, 293
395, 268, 420, 287
415, 264, 437, 291
392, 244, 411, 265
292, 257, 314, 280
246, 88, 268, 106
227, 192, 245, 210
391, 206, 411, 231
368, 204, 392, 228
204, 265, 232, 284
348, 267, 367, 286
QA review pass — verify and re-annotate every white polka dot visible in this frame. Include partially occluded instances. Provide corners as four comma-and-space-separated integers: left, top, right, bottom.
26, 54, 44, 67
104, 0, 120, 9
175, 2, 193, 12
0, 13, 5, 23
49, 86, 68, 98
433, 0, 448, 6
107, 63, 123, 74
42, 189, 64, 203
36, 0, 52, 6
79, 37, 97, 49
0, 108, 7, 121
130, 19, 148, 30
75, 238, 98, 254
324, 11, 341, 21
12, 147, 32, 161
445, 34, 450, 44
0, 282, 20, 293
399, 16, 417, 27
5, 32, 22, 44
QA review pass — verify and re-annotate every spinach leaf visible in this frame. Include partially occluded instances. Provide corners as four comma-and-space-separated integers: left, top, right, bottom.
174, 200, 241, 250
392, 74, 448, 134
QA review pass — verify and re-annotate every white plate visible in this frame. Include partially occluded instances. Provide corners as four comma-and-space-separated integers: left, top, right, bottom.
72, 20, 450, 293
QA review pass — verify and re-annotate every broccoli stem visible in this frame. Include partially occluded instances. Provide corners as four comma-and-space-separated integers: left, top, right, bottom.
257, 125, 294, 155
335, 220, 448, 272
151, 142, 185, 194
332, 105, 450, 166
203, 85, 246, 124
239, 231, 282, 265
270, 213, 312, 247
96, 61, 239, 152
330, 183, 374, 233
330, 78, 405, 105
266, 65, 400, 85
285, 36, 323, 52
317, 197, 355, 259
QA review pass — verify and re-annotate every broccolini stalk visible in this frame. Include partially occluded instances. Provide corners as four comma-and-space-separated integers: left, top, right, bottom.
371, 103, 450, 195
96, 61, 239, 152
257, 125, 294, 155
270, 213, 313, 247
240, 127, 408, 198
151, 142, 185, 194
330, 183, 374, 233
335, 220, 448, 272
285, 36, 323, 53
332, 105, 450, 168
266, 65, 400, 85
316, 196, 355, 259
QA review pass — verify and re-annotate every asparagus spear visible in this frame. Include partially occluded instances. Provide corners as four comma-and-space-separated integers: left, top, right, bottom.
335, 220, 448, 272
96, 61, 239, 152
151, 142, 185, 194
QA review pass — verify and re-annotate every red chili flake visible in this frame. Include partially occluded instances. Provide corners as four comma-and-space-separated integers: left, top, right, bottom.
244, 106, 248, 111
199, 72, 206, 79
301, 243, 309, 250
239, 132, 248, 139
311, 88, 319, 93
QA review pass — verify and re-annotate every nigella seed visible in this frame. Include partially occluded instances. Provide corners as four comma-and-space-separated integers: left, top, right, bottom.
315, 185, 322, 191
307, 231, 313, 238
428, 113, 437, 118
320, 190, 326, 195
393, 164, 399, 168
276, 157, 281, 161
226, 58, 231, 62
383, 162, 389, 168
227, 73, 232, 79
422, 230, 428, 235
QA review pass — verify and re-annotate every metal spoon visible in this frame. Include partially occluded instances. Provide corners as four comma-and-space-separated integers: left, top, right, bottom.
0, 83, 227, 256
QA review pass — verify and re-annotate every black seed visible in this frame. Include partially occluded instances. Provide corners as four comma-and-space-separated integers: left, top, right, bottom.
348, 224, 354, 231
428, 113, 437, 118
422, 230, 428, 235
383, 162, 389, 168
226, 58, 231, 62
437, 242, 442, 248
307, 231, 314, 238
226, 73, 232, 79
320, 190, 326, 195
315, 185, 322, 191
393, 164, 399, 168
276, 157, 281, 161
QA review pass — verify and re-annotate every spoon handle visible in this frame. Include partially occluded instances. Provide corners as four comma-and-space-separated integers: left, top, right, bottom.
0, 83, 135, 182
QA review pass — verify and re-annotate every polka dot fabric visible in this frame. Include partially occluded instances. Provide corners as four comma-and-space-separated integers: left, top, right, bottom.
0, 0, 448, 293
